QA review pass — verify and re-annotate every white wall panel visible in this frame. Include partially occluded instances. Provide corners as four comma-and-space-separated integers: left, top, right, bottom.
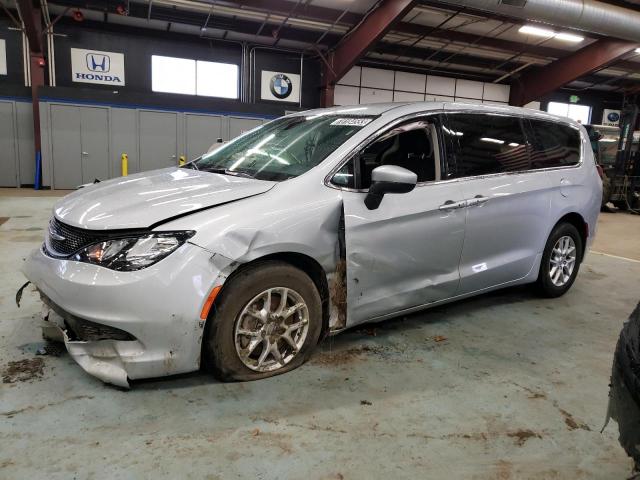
524, 101, 541, 110
360, 88, 393, 104
483, 83, 510, 102
394, 71, 426, 93
361, 67, 394, 89
455, 97, 483, 104
393, 91, 424, 102
455, 79, 484, 100
426, 75, 456, 96
338, 66, 361, 86
334, 85, 360, 106
433, 95, 455, 102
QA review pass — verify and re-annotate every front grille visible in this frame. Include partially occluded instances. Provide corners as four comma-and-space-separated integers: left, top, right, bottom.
41, 292, 135, 342
66, 316, 135, 342
46, 218, 105, 257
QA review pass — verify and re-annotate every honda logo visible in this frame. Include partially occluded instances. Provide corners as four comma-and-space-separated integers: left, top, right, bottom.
86, 53, 110, 73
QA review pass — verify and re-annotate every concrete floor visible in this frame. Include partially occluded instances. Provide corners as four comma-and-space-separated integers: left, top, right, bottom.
1, 192, 639, 479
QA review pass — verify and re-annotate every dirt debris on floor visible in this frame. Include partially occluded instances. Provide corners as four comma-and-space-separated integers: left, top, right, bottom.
2, 357, 44, 383
507, 429, 543, 447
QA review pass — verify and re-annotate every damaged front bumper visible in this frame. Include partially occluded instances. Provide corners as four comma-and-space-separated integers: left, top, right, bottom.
39, 299, 143, 388
22, 242, 226, 387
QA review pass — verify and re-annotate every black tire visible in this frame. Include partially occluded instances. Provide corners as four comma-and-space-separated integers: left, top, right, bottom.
203, 261, 322, 382
536, 222, 583, 298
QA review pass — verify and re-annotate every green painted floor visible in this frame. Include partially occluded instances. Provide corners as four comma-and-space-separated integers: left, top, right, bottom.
0, 194, 637, 479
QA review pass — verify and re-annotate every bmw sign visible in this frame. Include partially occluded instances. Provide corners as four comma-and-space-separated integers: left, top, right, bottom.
261, 70, 300, 103
71, 48, 125, 86
270, 74, 293, 99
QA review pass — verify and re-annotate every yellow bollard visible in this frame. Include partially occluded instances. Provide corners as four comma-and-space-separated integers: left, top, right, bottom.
121, 153, 128, 177
179, 155, 186, 167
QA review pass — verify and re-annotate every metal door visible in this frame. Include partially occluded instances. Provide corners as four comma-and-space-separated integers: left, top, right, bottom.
342, 182, 466, 325
51, 105, 82, 189
139, 111, 178, 171
79, 107, 109, 183
185, 114, 223, 160
442, 110, 552, 294
0, 101, 18, 187
229, 117, 263, 140
456, 172, 551, 293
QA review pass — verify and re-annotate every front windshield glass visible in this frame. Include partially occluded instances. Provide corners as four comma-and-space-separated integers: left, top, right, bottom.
190, 114, 378, 181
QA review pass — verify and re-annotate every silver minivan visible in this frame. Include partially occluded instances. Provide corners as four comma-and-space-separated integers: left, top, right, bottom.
23, 102, 602, 386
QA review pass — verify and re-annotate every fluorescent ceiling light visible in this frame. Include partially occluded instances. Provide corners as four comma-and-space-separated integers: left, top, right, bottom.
519, 25, 554, 37
480, 137, 505, 144
636, 48, 640, 53
555, 32, 584, 42
519, 25, 584, 43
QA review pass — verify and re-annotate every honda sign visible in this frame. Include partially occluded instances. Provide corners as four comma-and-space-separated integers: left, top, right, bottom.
71, 48, 125, 86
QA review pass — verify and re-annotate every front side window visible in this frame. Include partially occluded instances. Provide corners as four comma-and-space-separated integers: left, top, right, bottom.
527, 119, 581, 169
333, 119, 438, 189
192, 115, 376, 181
443, 113, 529, 179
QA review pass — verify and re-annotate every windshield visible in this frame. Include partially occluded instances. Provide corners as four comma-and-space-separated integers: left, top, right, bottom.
190, 114, 377, 181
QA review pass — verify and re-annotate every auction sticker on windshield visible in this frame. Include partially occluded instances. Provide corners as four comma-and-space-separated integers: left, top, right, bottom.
330, 118, 373, 127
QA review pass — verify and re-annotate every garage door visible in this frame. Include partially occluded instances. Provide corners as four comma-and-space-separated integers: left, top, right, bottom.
51, 105, 109, 189
229, 117, 264, 140
139, 111, 178, 172
0, 101, 18, 187
185, 114, 223, 160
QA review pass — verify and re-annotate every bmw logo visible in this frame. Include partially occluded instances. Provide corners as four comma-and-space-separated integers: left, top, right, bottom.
607, 112, 620, 122
270, 74, 292, 99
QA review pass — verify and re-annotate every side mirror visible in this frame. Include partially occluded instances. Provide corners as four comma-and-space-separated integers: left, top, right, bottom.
364, 165, 417, 210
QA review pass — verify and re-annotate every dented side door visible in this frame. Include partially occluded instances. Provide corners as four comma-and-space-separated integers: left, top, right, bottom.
340, 114, 467, 326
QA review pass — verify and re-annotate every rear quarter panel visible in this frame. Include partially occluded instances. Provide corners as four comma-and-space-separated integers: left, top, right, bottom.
544, 124, 602, 251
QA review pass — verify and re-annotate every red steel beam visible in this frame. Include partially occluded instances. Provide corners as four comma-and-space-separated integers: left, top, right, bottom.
17, 0, 45, 188
321, 0, 417, 106
509, 38, 638, 106
211, 1, 640, 72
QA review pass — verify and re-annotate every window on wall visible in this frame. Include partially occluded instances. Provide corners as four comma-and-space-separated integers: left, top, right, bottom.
547, 101, 591, 124
151, 55, 238, 99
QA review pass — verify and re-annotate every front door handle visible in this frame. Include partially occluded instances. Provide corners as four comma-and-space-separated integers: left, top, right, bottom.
439, 200, 467, 210
467, 195, 489, 206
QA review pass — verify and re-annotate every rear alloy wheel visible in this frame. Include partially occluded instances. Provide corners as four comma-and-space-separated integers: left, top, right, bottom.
548, 236, 577, 287
536, 222, 583, 297
204, 261, 322, 381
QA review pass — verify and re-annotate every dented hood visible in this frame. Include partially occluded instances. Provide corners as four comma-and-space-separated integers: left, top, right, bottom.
53, 167, 276, 230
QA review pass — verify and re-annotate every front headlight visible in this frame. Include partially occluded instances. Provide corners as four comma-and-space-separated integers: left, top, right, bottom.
74, 231, 195, 271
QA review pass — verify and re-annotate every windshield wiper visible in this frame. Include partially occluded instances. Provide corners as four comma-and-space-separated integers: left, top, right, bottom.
203, 167, 254, 179
183, 160, 199, 170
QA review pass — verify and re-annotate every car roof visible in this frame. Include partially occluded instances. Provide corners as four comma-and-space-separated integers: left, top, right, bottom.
292, 102, 581, 128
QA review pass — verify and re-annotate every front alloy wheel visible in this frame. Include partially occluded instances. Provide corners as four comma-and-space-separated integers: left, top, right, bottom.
204, 261, 322, 381
234, 287, 309, 372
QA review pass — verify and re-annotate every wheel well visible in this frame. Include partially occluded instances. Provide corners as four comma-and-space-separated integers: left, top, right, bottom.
555, 212, 588, 259
223, 253, 331, 339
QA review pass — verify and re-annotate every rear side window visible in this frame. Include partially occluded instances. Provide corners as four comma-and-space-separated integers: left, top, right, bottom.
443, 113, 529, 178
527, 119, 581, 169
